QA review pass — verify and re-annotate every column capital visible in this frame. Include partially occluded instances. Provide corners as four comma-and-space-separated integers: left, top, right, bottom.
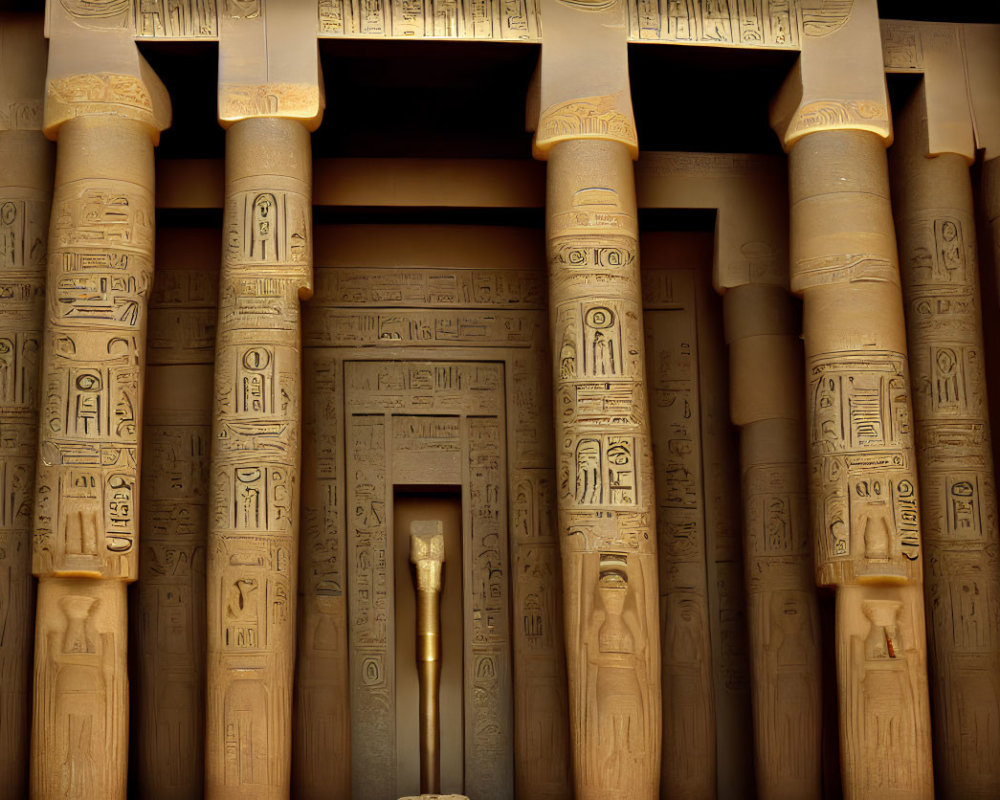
42, 2, 171, 142
218, 0, 324, 131
882, 20, 975, 162
964, 23, 1000, 160
770, 0, 890, 151
528, 0, 636, 159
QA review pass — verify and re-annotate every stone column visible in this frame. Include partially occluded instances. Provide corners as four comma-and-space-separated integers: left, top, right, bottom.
0, 15, 51, 798
532, 2, 660, 792
724, 283, 822, 800
788, 128, 933, 800
771, 4, 934, 796
891, 80, 1000, 798
545, 134, 660, 800
206, 8, 321, 794
29, 10, 170, 797
204, 116, 313, 800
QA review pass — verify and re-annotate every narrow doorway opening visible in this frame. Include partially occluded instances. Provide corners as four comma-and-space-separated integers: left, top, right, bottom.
393, 486, 465, 796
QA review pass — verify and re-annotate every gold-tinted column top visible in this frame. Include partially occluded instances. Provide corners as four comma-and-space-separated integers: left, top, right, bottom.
411, 521, 445, 593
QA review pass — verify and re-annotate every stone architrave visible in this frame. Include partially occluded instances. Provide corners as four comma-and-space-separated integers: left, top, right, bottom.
531, 0, 661, 796
891, 79, 1000, 798
771, 2, 934, 797
0, 15, 51, 799
29, 4, 171, 798
205, 4, 322, 797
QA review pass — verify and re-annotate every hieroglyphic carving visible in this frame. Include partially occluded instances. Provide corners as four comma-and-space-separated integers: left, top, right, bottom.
59, 0, 131, 25
744, 464, 822, 794
808, 351, 921, 582
536, 95, 638, 158
346, 412, 391, 797
312, 267, 546, 309
787, 101, 888, 141
147, 265, 218, 364
218, 83, 323, 127
304, 308, 541, 349
134, 240, 217, 798
205, 118, 312, 797
508, 342, 571, 798
880, 20, 923, 71
135, 0, 219, 37
892, 91, 1000, 797
298, 245, 563, 796
317, 0, 540, 39
344, 360, 513, 799
799, 0, 852, 37
46, 74, 160, 128
787, 129, 933, 798
628, 0, 801, 47
34, 150, 155, 582
547, 140, 660, 799
293, 350, 350, 799
0, 112, 51, 795
465, 414, 512, 798
643, 271, 716, 799
723, 281, 823, 799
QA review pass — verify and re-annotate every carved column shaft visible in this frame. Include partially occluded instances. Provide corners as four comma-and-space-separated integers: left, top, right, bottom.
31, 114, 157, 799
788, 129, 933, 799
724, 283, 822, 800
206, 116, 311, 799
546, 138, 660, 799
0, 124, 51, 798
891, 85, 1000, 798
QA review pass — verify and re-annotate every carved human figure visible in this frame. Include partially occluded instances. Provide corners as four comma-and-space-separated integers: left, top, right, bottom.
588, 564, 647, 788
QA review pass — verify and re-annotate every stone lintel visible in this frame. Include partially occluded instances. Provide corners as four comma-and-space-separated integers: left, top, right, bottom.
771, 0, 890, 151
